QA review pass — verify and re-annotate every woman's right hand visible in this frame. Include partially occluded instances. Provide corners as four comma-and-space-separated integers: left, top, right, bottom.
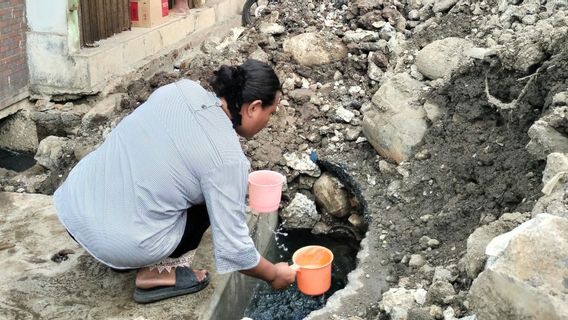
269, 262, 297, 290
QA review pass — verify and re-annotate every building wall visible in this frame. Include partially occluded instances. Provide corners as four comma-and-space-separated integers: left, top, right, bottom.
0, 0, 29, 110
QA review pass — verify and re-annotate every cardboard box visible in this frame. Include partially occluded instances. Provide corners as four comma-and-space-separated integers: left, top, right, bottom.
130, 0, 169, 28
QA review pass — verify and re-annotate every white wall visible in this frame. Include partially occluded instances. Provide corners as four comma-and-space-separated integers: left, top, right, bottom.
26, 0, 68, 34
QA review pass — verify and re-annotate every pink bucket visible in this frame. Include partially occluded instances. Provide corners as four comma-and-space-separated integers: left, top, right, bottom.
248, 170, 285, 212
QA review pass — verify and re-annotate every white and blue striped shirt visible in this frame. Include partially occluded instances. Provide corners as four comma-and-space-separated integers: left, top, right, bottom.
54, 79, 260, 273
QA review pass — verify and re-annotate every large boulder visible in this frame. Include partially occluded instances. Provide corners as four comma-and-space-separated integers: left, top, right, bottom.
459, 212, 529, 279
415, 38, 474, 80
280, 193, 320, 229
0, 111, 39, 154
469, 214, 568, 320
283, 32, 347, 66
313, 172, 351, 218
362, 73, 427, 163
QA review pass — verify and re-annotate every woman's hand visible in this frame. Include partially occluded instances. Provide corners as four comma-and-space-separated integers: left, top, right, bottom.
269, 262, 297, 289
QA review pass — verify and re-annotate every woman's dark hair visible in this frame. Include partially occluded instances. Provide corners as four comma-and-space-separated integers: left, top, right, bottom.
210, 59, 281, 128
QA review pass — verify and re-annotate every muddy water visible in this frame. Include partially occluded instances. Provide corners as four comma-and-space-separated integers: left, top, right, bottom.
243, 229, 360, 320
0, 148, 36, 172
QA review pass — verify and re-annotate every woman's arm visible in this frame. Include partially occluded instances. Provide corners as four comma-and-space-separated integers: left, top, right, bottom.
240, 256, 296, 289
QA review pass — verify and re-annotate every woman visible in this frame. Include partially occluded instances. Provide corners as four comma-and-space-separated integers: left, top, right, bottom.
54, 59, 296, 304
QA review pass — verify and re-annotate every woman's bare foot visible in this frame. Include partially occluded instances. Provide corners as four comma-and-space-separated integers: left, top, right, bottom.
136, 267, 208, 289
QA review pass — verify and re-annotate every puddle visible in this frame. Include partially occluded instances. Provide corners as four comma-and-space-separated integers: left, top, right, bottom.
243, 228, 360, 320
0, 148, 36, 172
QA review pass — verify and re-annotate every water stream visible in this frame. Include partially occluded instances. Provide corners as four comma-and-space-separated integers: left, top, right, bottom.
243, 228, 360, 320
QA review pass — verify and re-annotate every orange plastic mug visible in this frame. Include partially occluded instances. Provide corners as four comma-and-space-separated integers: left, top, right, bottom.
290, 245, 334, 296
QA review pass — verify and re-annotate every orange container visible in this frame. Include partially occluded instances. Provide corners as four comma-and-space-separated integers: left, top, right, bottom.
291, 245, 334, 296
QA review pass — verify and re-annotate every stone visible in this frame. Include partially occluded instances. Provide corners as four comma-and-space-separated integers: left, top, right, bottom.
259, 22, 285, 35
280, 193, 320, 229
249, 48, 270, 63
362, 73, 427, 163
379, 22, 396, 40
368, 60, 384, 82
283, 153, 321, 177
460, 212, 529, 279
542, 152, 568, 186
82, 94, 124, 129
34, 136, 69, 170
343, 29, 380, 42
433, 267, 457, 283
513, 42, 545, 73
348, 214, 364, 228
312, 221, 331, 234
442, 307, 456, 320
345, 127, 362, 141
526, 119, 568, 160
380, 287, 422, 320
335, 106, 355, 123
313, 172, 351, 218
423, 100, 443, 123
430, 305, 444, 319
283, 32, 348, 66
469, 214, 568, 320
552, 91, 567, 106
408, 10, 420, 20
532, 153, 568, 218
288, 88, 315, 102
415, 38, 474, 80
432, 0, 458, 13
0, 112, 39, 154
409, 254, 426, 267
426, 281, 456, 305
464, 47, 498, 60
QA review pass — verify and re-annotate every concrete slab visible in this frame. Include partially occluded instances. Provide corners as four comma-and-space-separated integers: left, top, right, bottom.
0, 192, 218, 319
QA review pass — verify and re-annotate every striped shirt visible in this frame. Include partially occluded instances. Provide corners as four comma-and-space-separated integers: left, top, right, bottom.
54, 79, 260, 273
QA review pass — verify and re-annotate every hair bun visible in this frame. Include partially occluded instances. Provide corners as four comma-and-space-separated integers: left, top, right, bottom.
232, 66, 247, 89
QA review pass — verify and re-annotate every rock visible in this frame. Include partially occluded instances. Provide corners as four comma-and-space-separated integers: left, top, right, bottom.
513, 42, 545, 72
464, 47, 498, 60
532, 153, 568, 218
259, 22, 285, 35
280, 193, 320, 229
415, 38, 474, 80
409, 254, 426, 267
82, 94, 123, 128
408, 10, 420, 20
288, 88, 315, 102
552, 91, 567, 106
433, 267, 457, 283
415, 149, 431, 160
313, 172, 351, 218
0, 112, 39, 154
34, 136, 69, 170
343, 29, 380, 42
423, 100, 443, 123
526, 118, 568, 160
283, 32, 348, 66
312, 221, 331, 234
249, 48, 270, 63
345, 127, 362, 141
348, 214, 364, 228
460, 212, 529, 279
283, 153, 321, 177
408, 307, 435, 320
362, 73, 427, 163
469, 214, 568, 320
368, 59, 384, 82
335, 106, 355, 123
442, 307, 456, 320
430, 305, 444, 319
427, 281, 456, 305
432, 0, 458, 13
298, 175, 318, 190
380, 287, 424, 320
379, 22, 396, 40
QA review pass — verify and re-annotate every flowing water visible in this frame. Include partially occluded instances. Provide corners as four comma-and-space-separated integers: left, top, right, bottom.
243, 228, 360, 320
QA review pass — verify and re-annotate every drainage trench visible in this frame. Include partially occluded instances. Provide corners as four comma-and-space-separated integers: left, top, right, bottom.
207, 161, 369, 320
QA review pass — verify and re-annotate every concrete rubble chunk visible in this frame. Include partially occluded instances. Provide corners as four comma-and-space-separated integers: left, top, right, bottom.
415, 38, 474, 80
313, 172, 351, 218
432, 0, 458, 13
283, 152, 321, 177
335, 106, 355, 123
283, 32, 348, 66
280, 193, 320, 229
526, 119, 568, 160
0, 111, 39, 154
409, 254, 426, 267
82, 94, 124, 129
532, 153, 568, 218
362, 72, 428, 163
343, 29, 380, 42
426, 280, 455, 305
460, 212, 529, 279
469, 214, 568, 320
259, 22, 285, 35
34, 136, 70, 170
380, 287, 427, 320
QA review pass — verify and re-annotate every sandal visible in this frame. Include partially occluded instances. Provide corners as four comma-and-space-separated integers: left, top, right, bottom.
133, 267, 210, 304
